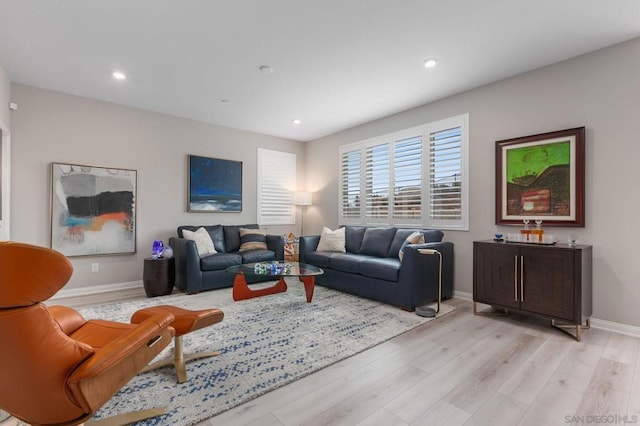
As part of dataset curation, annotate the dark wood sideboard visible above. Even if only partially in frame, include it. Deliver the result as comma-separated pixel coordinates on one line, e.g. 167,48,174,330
473,240,592,341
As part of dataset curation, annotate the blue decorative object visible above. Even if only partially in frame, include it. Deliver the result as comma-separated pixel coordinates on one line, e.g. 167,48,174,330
253,261,292,275
152,240,164,259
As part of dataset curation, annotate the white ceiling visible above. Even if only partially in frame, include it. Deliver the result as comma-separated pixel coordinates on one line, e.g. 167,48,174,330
1,1,639,142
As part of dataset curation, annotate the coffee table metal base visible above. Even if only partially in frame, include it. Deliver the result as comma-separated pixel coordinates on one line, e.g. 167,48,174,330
232,274,315,303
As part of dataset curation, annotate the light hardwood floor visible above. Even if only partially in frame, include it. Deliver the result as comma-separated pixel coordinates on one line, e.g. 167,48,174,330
198,299,639,426
58,293,640,426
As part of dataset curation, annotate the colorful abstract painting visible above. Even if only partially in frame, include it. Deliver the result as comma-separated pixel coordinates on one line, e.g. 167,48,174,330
495,127,585,227
188,155,242,212
51,163,137,256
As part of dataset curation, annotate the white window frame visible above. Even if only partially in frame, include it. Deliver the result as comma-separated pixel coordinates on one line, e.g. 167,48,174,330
338,113,469,230
257,148,296,225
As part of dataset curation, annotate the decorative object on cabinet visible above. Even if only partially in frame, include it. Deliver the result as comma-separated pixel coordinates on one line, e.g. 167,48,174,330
50,162,137,256
188,154,242,212
473,240,592,341
495,127,585,227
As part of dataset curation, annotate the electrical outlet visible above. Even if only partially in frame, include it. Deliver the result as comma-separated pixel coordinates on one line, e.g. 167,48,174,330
91,263,99,272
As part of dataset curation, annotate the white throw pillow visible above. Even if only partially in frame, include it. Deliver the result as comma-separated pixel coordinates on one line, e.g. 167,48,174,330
316,227,346,252
183,227,217,256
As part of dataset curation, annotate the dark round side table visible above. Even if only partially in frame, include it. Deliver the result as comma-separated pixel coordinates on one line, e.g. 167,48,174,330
143,257,175,297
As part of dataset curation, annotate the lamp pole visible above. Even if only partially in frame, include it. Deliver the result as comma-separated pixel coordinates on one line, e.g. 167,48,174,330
415,248,442,317
294,191,312,236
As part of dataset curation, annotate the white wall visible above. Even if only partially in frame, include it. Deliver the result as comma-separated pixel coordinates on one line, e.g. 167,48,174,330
10,84,304,289
306,37,640,326
0,62,10,241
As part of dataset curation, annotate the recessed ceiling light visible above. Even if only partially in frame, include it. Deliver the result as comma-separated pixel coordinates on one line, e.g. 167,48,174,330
423,58,438,68
292,119,301,125
258,65,274,73
112,71,126,80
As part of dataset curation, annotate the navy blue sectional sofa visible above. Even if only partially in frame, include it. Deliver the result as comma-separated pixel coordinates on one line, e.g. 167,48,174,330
299,226,453,311
169,224,285,294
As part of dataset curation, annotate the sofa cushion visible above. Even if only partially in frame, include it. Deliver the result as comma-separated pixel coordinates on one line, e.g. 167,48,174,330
224,224,259,252
182,227,217,256
200,252,242,271
239,228,267,251
359,227,396,258
398,231,425,261
344,226,367,254
304,251,339,268
329,253,366,274
316,227,346,252
423,230,444,243
207,225,225,252
239,249,276,264
359,257,401,282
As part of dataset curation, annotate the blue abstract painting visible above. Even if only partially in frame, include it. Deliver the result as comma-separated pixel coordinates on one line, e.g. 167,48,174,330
188,155,242,212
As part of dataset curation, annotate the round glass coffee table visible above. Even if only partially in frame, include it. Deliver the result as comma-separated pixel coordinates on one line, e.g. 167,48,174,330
226,262,324,303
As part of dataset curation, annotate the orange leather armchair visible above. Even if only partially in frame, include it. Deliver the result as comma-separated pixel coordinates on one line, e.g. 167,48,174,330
0,242,175,426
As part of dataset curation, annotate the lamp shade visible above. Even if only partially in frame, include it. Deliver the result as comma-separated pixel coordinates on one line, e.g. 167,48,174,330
294,191,312,206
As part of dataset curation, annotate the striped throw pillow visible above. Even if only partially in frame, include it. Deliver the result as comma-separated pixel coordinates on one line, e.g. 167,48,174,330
239,228,268,252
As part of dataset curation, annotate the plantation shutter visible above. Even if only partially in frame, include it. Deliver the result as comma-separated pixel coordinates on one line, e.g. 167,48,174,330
257,148,296,225
337,113,468,229
429,126,463,220
340,149,361,219
393,135,422,220
365,143,390,218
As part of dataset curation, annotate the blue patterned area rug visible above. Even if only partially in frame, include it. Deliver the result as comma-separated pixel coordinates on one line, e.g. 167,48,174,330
80,282,455,425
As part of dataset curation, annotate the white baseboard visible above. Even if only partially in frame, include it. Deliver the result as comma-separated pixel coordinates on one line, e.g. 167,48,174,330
589,318,640,338
453,290,640,338
453,290,473,301
51,280,144,300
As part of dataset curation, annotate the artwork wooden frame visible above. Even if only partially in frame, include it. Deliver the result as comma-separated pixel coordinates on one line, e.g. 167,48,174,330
188,154,243,212
50,163,137,256
495,127,585,227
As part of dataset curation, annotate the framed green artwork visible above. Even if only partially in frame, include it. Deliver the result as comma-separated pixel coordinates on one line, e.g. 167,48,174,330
495,127,585,227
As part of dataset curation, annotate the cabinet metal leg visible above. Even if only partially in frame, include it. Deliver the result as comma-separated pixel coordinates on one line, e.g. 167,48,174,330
473,301,508,316
551,318,590,342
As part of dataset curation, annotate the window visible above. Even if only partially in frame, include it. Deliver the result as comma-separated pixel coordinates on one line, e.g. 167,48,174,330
338,114,468,230
257,148,296,225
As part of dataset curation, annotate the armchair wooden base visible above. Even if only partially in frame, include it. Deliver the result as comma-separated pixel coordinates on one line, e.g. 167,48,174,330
141,335,220,383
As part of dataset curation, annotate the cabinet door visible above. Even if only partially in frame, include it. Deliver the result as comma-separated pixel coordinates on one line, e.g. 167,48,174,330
520,247,575,321
474,243,520,309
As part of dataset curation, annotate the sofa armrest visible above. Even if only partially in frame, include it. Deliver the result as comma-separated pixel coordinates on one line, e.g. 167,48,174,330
266,234,285,260
169,237,203,294
298,235,320,263
399,241,454,306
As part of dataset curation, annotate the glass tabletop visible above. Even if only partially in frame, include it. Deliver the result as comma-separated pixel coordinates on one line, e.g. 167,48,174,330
226,261,324,277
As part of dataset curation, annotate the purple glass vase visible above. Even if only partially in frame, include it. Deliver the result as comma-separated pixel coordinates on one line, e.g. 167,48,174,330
152,240,164,259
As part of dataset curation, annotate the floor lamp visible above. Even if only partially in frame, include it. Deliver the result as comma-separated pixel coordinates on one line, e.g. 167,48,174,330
294,191,312,236
415,248,442,318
